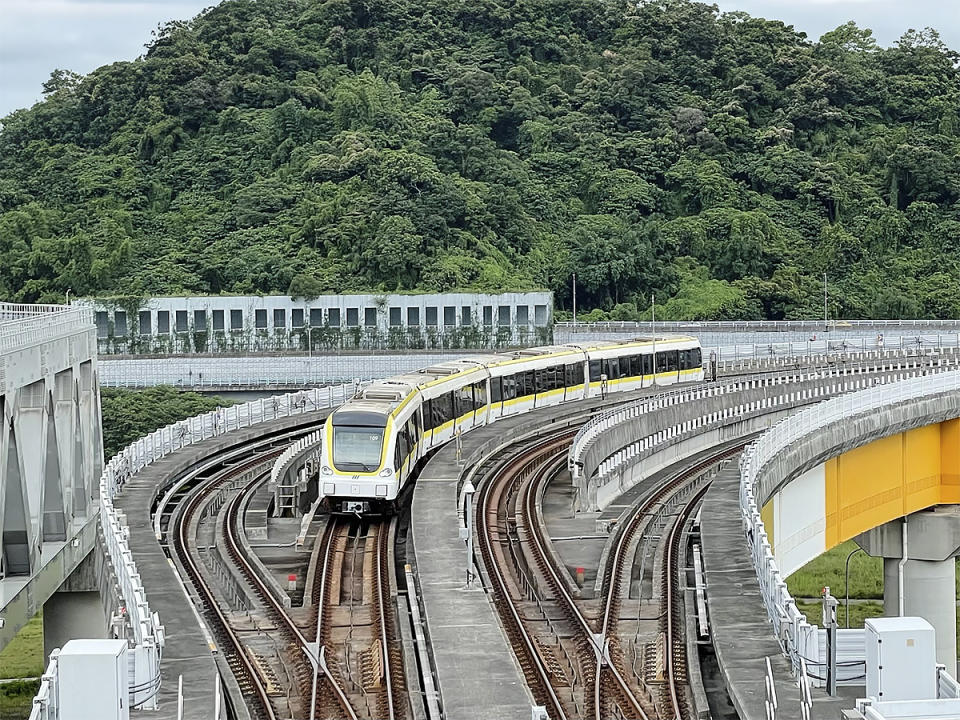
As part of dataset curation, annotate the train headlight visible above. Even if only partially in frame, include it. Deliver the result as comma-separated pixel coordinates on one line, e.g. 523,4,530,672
378,467,393,477
375,485,388,497
320,466,333,476
323,483,336,494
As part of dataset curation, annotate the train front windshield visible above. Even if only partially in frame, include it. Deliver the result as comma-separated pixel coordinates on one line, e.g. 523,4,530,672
332,426,385,472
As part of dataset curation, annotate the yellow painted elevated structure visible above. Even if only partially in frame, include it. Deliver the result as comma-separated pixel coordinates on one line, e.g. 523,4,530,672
763,418,960,576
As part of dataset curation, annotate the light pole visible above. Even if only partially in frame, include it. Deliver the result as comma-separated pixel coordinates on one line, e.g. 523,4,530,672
462,481,476,586
823,272,828,333
844,546,864,628
65,288,72,306
572,273,577,327
307,304,312,358
651,293,657,387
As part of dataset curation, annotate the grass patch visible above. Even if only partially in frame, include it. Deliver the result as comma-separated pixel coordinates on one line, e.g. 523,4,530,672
787,541,884,599
0,614,43,680
0,681,40,719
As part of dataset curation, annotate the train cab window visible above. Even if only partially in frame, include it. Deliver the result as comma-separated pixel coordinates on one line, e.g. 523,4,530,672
332,426,385,472
589,360,602,382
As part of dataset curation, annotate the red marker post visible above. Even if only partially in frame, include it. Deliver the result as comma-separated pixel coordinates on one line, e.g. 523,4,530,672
288,574,298,592
576,567,584,588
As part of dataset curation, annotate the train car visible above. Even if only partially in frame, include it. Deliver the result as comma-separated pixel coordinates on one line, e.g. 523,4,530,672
318,335,702,513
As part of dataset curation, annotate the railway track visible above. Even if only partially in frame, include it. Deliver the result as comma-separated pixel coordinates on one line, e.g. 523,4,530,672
309,516,406,720
164,431,391,720
475,429,744,720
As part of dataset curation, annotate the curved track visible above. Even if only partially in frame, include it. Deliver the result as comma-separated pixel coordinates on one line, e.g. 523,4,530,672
475,428,746,720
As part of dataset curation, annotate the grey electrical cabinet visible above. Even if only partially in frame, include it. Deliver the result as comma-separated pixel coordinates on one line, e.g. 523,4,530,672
58,639,129,720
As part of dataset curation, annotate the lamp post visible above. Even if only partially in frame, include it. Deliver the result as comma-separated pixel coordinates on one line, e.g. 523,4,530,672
824,272,828,332
463,481,476,586
651,293,657,387
572,273,577,327
844,546,864,628
307,304,313,358
65,288,72,306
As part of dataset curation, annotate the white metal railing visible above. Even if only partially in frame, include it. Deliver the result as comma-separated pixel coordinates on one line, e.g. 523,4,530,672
271,428,325,515
79,382,362,716
557,320,960,332
739,370,960,682
707,334,960,362
570,348,959,480
28,651,60,720
591,360,957,494
0,304,93,355
97,354,463,388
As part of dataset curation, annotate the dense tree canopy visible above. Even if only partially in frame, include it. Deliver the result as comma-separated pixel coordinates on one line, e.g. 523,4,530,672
100,386,234,457
2,0,960,320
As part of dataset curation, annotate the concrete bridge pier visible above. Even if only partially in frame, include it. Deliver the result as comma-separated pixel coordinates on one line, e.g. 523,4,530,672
42,550,111,660
855,506,960,671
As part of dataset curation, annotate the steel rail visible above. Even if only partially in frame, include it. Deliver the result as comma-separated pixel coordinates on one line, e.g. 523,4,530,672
173,462,280,720
375,520,399,720
223,485,360,720
476,435,570,720
520,447,650,720
662,481,711,720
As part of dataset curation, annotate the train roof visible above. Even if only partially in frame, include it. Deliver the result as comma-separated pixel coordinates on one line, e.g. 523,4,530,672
342,334,699,417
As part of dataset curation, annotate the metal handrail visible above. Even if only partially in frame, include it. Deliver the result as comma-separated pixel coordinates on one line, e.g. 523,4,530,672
0,304,93,355
739,369,960,682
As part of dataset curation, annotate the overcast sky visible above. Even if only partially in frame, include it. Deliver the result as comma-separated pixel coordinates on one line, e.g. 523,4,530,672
1,0,959,119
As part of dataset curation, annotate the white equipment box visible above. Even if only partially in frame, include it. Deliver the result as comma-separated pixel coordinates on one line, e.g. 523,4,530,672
865,617,936,702
58,639,129,720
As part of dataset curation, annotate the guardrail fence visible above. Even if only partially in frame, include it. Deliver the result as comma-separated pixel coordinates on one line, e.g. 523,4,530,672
739,370,960,686
31,382,364,718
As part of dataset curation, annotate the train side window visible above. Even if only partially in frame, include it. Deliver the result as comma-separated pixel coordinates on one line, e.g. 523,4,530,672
522,370,535,396
643,353,654,375
628,355,641,377
589,359,601,382
573,362,585,384
454,386,471,417
395,443,403,471
692,347,702,367
473,382,486,408
491,377,503,403
502,375,516,401
658,350,678,372
443,392,456,424
603,358,620,380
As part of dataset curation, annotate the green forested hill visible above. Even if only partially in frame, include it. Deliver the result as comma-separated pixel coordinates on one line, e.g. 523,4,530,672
2,0,960,320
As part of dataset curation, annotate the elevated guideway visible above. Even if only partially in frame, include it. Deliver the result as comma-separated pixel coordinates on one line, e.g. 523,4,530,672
0,303,105,657
97,332,960,391
567,349,960,718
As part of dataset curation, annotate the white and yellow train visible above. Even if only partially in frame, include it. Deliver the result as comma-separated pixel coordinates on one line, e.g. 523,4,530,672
319,336,703,513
